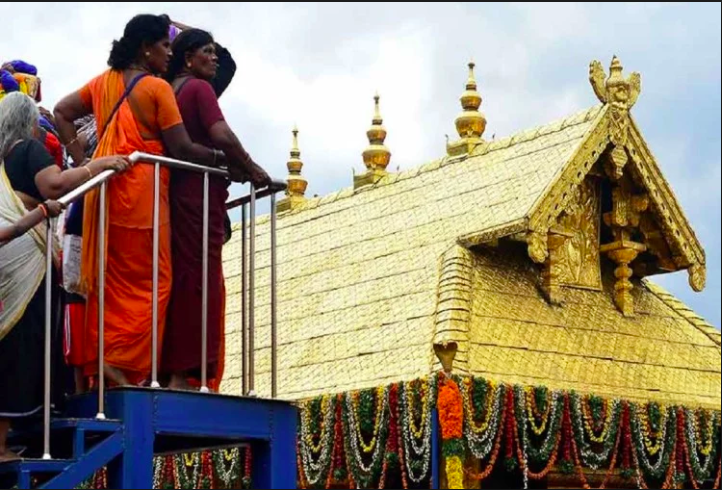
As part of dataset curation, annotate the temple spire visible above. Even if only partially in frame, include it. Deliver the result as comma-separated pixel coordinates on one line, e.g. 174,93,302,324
355,92,392,189
277,125,308,212
447,61,487,156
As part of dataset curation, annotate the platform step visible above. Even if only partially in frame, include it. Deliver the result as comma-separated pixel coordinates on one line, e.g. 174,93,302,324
48,418,122,432
9,418,122,439
0,458,73,475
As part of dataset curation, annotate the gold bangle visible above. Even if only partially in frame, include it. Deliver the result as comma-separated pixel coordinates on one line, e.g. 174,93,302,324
83,166,94,180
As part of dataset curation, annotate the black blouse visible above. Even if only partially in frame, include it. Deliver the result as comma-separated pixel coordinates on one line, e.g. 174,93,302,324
3,139,54,201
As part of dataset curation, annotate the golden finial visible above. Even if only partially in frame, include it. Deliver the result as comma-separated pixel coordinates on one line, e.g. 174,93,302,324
447,61,487,156
455,61,487,139
356,92,391,189
277,125,307,212
589,55,641,110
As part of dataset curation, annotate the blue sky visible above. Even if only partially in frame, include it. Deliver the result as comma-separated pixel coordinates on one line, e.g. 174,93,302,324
4,2,720,325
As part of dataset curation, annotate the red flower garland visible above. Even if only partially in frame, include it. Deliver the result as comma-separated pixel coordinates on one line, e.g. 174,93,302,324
298,449,308,489
379,384,400,490
621,403,633,477
505,389,516,464
396,383,409,490
244,446,253,488
325,402,338,489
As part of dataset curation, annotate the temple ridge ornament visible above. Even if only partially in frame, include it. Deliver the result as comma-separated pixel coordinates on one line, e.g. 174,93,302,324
590,56,641,181
589,55,641,111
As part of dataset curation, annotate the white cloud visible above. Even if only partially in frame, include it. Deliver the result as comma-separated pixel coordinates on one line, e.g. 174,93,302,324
2,2,720,325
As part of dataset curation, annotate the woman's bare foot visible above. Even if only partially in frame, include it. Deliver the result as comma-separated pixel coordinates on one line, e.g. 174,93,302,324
168,374,194,391
0,449,21,463
103,364,130,387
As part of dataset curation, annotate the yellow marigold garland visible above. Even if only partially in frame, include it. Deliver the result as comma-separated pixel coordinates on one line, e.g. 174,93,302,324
463,377,495,434
407,378,429,440
526,386,552,436
446,456,464,489
581,395,612,444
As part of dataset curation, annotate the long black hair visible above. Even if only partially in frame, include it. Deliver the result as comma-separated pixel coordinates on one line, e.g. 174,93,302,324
165,28,215,82
108,14,171,70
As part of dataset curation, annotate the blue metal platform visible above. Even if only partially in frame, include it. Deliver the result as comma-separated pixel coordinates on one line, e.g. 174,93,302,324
2,388,297,489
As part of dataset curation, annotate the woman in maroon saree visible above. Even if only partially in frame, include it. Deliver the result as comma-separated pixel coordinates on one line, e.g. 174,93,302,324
163,27,270,390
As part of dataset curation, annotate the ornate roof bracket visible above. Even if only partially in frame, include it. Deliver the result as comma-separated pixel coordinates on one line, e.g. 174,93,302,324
539,228,574,305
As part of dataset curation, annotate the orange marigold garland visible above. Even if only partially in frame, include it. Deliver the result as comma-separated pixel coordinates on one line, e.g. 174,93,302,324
438,374,464,489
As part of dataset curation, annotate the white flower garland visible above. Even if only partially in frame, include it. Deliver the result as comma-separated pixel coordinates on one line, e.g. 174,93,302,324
399,374,437,483
685,409,718,483
571,394,621,470
631,404,675,478
462,381,504,460
514,385,530,490
215,448,240,488
300,395,336,486
345,386,390,479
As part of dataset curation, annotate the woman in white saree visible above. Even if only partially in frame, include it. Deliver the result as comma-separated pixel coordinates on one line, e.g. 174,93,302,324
0,92,129,462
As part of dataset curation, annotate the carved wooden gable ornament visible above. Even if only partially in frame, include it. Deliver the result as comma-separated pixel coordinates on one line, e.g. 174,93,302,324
524,56,706,316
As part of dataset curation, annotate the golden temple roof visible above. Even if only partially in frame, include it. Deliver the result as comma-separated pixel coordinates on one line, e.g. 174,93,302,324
221,59,719,409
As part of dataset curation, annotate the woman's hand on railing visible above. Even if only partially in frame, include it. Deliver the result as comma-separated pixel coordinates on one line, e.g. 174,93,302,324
43,200,65,218
228,165,250,184
228,160,271,189
249,163,272,189
88,155,133,175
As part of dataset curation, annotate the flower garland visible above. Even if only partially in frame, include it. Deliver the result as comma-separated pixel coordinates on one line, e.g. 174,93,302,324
570,393,622,470
75,468,108,489
581,395,612,444
324,394,348,489
461,377,505,461
684,408,719,484
379,384,401,490
438,374,464,490
173,452,201,489
630,402,677,481
299,394,335,487
399,374,436,484
296,374,720,490
344,385,390,487
150,448,252,490
516,387,563,465
212,448,240,488
639,402,667,456
526,386,552,436
513,385,561,483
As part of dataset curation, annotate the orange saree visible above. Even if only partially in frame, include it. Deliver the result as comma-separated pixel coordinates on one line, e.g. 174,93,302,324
78,70,182,384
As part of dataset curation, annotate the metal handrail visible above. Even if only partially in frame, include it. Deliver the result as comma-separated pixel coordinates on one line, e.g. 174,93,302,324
7,151,285,460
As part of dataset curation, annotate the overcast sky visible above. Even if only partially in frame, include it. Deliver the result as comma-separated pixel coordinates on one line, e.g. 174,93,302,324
3,2,720,326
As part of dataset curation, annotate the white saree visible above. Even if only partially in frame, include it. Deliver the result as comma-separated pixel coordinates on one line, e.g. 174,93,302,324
0,163,55,341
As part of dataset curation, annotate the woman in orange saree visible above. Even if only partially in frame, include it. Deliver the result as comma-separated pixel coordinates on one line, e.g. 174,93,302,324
54,14,224,386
